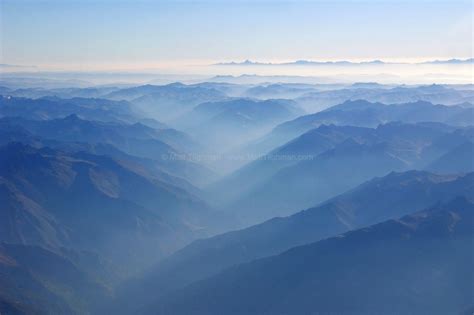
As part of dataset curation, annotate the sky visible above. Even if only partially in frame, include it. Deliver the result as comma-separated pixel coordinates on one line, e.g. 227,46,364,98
0,0,473,71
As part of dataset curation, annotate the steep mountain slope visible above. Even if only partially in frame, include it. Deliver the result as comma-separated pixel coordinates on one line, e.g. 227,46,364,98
420,126,474,163
426,141,474,173
0,115,200,154
0,143,225,271
0,243,111,315
151,197,474,315
0,121,204,198
210,122,451,205
119,171,473,312
236,139,396,219
223,121,471,222
208,125,374,204
52,141,205,198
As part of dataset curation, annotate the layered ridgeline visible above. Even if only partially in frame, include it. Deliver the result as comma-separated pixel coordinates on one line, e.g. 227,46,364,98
174,98,304,151
0,124,203,198
0,86,235,314
0,95,143,124
118,171,474,313
0,82,473,315
213,121,474,223
292,83,474,112
247,99,474,156
0,115,215,186
105,83,228,122
148,197,474,315
244,83,318,100
0,115,200,154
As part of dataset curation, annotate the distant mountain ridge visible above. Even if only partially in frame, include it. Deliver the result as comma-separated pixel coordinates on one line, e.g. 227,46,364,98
104,83,227,122
214,58,474,66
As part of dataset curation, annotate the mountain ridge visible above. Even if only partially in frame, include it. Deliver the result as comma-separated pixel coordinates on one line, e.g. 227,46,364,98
148,197,474,315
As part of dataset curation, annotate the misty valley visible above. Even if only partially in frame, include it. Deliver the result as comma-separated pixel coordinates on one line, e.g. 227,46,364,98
0,76,472,315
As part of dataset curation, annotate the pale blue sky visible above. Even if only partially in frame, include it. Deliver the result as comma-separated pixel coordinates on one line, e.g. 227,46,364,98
1,0,472,70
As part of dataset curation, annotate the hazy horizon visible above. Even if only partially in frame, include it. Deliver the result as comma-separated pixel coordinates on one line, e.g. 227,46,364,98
1,0,472,72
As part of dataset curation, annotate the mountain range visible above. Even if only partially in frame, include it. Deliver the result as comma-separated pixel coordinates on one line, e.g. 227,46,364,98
105,83,227,122
0,115,214,186
215,121,472,223
294,84,474,113
0,143,230,272
0,95,140,124
175,98,304,152
150,197,474,315
1,79,473,315
250,99,474,155
214,58,474,66
119,171,473,314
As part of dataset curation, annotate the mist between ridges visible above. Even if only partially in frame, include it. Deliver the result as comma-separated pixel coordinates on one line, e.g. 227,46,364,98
160,152,315,162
